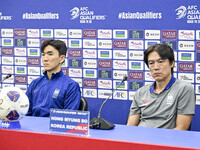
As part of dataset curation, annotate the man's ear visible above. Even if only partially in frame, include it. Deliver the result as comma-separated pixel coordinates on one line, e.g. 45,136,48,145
171,61,175,68
60,55,66,64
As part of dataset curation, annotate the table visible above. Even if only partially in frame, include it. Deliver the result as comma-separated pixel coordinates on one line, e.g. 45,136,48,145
0,116,200,150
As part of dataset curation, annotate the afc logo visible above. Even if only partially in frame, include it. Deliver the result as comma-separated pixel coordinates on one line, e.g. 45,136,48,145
114,92,126,99
84,89,97,98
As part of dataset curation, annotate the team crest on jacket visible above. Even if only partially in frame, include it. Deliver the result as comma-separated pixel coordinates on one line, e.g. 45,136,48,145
52,89,60,98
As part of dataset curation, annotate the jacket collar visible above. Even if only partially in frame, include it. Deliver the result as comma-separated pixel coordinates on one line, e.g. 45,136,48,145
43,70,64,80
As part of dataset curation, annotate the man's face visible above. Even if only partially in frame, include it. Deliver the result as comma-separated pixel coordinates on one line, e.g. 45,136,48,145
42,45,65,74
148,51,174,82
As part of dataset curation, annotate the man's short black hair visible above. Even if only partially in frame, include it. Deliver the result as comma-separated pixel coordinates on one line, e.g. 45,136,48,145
144,43,175,74
41,39,67,56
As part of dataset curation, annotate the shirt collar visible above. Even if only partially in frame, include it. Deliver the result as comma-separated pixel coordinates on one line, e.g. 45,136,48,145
149,76,176,92
43,70,63,79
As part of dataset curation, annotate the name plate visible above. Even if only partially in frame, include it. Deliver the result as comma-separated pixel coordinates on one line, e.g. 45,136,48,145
49,109,90,136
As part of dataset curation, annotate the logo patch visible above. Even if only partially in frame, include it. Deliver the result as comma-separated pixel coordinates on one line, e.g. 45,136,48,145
166,94,174,105
52,89,60,98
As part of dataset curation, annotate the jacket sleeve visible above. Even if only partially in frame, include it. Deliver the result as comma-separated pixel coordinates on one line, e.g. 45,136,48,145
64,81,81,110
25,81,34,116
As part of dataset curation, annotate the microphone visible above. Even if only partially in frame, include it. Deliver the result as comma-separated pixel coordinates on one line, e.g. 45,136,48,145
90,75,127,130
0,74,12,83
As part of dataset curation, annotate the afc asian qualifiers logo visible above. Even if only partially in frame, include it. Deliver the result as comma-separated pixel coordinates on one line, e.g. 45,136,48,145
70,7,79,20
70,7,106,23
175,6,187,19
175,5,200,24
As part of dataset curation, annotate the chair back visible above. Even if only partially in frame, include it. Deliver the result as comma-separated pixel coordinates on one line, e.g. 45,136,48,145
78,96,88,111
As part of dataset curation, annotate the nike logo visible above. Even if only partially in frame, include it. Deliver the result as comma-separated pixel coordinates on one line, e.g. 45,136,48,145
34,89,39,93
143,100,151,104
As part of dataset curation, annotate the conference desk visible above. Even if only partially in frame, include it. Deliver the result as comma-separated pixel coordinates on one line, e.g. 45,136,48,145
0,116,200,150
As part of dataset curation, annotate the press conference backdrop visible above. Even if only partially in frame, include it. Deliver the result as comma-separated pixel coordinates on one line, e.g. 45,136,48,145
0,0,200,129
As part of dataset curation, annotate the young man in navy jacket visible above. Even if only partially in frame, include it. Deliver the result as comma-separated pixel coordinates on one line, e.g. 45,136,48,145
26,39,81,117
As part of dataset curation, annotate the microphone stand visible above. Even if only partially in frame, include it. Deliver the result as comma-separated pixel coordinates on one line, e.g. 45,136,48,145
90,77,126,130
0,79,7,83
0,74,12,83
